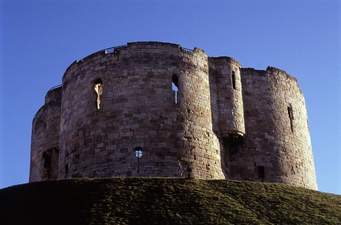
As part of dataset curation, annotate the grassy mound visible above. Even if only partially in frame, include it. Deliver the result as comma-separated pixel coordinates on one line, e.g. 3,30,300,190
0,178,340,225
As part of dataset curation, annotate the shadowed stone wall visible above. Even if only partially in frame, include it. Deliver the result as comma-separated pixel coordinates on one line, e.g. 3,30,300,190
30,87,61,182
233,67,317,189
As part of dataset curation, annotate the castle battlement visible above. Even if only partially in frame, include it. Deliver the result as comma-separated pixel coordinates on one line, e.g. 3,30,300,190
30,41,317,190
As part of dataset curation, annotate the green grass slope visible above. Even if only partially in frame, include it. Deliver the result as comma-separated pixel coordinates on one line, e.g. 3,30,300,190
0,178,340,225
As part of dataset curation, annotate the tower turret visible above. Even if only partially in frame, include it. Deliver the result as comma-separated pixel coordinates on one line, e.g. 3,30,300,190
208,57,246,176
30,86,61,181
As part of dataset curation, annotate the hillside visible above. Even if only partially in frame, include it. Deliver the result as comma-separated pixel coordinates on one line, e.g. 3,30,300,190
0,178,340,225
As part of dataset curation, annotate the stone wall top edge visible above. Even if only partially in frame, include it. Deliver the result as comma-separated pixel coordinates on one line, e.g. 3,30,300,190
241,66,303,94
32,101,60,124
32,105,46,124
62,41,206,81
45,85,62,105
127,41,181,48
241,67,266,75
266,66,298,82
46,85,62,96
32,85,62,124
127,41,206,55
209,56,240,66
72,41,201,64
241,66,298,81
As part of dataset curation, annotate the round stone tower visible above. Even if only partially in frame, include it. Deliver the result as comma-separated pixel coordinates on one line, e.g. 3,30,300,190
30,41,317,190
30,86,61,182
230,67,317,189
58,42,225,179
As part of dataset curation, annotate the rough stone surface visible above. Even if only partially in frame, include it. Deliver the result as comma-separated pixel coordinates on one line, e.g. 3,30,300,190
30,87,61,181
29,41,317,190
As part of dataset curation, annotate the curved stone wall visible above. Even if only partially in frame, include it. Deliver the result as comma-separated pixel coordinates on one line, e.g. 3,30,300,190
209,57,245,137
59,42,224,179
209,57,246,177
30,87,61,181
177,49,224,179
265,67,317,189
231,67,317,189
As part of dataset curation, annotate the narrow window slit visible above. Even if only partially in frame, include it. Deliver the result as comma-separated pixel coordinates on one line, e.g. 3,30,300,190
94,79,103,110
134,147,144,174
232,71,236,90
287,104,294,132
65,164,69,177
42,151,51,179
172,74,179,104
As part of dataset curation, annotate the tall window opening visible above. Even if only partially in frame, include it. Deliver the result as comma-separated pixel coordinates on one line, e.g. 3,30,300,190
257,166,265,181
222,133,244,156
65,164,69,177
172,74,179,104
231,71,236,90
42,148,59,180
94,79,103,110
42,151,51,179
287,104,294,132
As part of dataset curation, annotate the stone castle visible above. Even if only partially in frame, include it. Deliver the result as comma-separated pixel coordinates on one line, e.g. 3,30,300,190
30,41,317,190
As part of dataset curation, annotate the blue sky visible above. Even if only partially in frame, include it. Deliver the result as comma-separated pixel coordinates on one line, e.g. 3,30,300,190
1,0,340,194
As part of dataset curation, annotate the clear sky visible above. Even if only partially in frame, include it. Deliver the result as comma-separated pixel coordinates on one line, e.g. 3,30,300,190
0,0,340,194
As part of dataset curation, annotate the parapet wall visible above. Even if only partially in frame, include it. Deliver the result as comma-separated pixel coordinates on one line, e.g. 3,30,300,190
30,41,317,190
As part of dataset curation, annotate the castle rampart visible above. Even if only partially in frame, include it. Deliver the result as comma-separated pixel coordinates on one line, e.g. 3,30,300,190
30,41,317,190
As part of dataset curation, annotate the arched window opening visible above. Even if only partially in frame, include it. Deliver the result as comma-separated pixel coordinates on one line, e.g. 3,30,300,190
287,104,294,132
231,71,236,90
172,74,179,104
94,79,103,110
134,147,144,174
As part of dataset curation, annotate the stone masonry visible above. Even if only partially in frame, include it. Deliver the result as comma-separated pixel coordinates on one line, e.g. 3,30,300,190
30,41,317,190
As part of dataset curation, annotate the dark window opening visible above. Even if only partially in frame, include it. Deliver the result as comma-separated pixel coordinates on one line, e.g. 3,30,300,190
232,71,236,90
42,152,51,178
257,166,265,181
222,133,244,156
287,104,294,132
134,147,144,174
65,164,69,177
94,79,103,110
42,148,59,180
172,74,179,104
